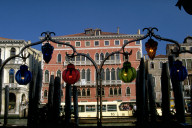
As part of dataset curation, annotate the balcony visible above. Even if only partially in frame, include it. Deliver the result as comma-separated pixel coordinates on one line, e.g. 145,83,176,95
63,80,122,87
3,83,28,89
63,59,121,66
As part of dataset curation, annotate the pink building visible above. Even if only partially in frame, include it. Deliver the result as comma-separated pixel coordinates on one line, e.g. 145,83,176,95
41,28,143,104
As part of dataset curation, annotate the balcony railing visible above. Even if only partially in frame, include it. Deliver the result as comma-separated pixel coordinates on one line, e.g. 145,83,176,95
62,80,122,87
64,59,121,66
3,83,28,89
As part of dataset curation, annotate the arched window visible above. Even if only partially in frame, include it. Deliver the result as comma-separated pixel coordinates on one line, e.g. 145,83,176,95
95,53,99,61
111,68,115,80
109,88,113,95
9,93,16,110
82,89,86,96
106,68,110,80
9,69,14,83
87,88,90,96
87,69,90,81
86,53,90,61
61,90,63,97
57,54,61,63
10,48,16,62
101,68,105,80
116,68,120,80
111,54,114,60
102,87,105,95
100,53,104,61
116,53,120,60
82,69,85,79
105,52,109,60
76,56,80,61
57,70,61,78
118,87,121,95
114,88,117,95
126,87,131,96
77,89,81,96
0,48,1,59
44,90,48,98
81,56,85,61
150,62,154,69
136,51,141,60
45,70,49,83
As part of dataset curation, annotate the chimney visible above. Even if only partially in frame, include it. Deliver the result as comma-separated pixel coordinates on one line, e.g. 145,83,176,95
137,29,140,34
117,27,119,34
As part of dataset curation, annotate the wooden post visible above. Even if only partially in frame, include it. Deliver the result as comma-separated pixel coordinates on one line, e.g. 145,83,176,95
73,86,79,127
65,83,71,127
136,58,145,125
147,74,157,122
4,85,9,126
53,77,61,122
168,55,185,123
161,63,170,121
48,75,54,121
0,59,3,119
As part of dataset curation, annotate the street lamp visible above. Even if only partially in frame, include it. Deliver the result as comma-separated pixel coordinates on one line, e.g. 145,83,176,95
41,42,54,63
145,38,158,60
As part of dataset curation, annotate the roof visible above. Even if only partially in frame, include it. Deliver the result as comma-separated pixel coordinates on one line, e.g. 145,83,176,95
0,37,14,40
55,32,126,38
155,54,168,58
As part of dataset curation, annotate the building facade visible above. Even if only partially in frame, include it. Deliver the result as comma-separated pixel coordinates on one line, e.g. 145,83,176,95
41,28,143,106
0,37,41,117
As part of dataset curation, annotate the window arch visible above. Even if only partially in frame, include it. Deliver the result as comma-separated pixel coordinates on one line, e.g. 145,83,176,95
111,68,115,80
82,69,85,79
150,62,154,69
126,87,131,96
105,52,109,59
114,88,117,95
116,53,120,60
87,88,90,96
109,88,113,95
44,90,48,98
101,68,105,80
10,48,16,62
116,68,120,80
136,51,141,60
77,89,81,96
87,69,90,81
45,70,49,83
57,70,61,78
102,87,105,95
82,89,86,96
9,68,15,83
57,54,61,63
106,68,110,80
100,53,104,61
118,87,121,95
95,53,99,61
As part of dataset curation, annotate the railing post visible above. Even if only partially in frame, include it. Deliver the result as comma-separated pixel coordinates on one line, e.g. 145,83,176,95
48,75,54,121
147,74,157,122
136,58,145,125
168,55,185,123
161,63,170,122
65,83,71,127
53,77,61,123
4,85,9,126
73,85,79,127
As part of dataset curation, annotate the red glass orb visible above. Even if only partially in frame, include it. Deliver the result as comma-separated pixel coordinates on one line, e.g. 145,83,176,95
145,39,158,60
62,64,80,84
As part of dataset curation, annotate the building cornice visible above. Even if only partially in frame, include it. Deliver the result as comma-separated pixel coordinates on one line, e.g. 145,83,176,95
40,34,144,41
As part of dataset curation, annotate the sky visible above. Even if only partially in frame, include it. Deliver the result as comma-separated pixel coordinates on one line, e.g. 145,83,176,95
0,0,192,55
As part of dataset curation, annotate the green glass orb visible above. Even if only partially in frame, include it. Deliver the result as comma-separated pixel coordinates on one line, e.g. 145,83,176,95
119,61,136,83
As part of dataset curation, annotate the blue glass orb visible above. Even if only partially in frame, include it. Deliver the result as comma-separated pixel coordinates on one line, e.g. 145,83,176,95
170,60,188,81
41,43,54,63
15,65,32,85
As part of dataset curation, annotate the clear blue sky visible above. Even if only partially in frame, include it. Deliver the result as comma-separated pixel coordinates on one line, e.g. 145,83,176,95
0,0,192,55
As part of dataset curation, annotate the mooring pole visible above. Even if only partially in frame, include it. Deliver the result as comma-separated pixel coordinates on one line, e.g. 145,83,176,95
4,85,9,126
